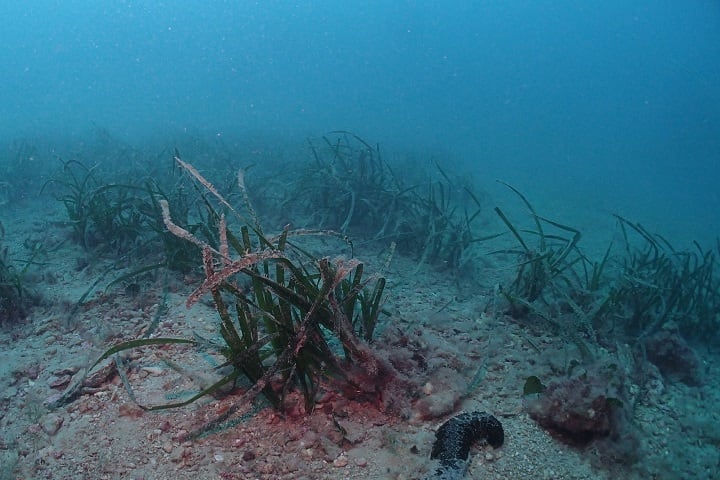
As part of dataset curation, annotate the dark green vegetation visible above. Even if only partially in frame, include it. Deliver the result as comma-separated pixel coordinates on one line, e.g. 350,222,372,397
8,131,713,449
0,222,29,324
494,182,719,423
39,155,217,324
610,215,720,342
283,131,494,272
40,158,194,259
157,152,390,414
495,189,718,465
39,133,496,432
494,185,720,350
39,132,492,329
41,159,149,253
496,182,719,339
51,152,392,430
493,181,583,315
0,222,47,326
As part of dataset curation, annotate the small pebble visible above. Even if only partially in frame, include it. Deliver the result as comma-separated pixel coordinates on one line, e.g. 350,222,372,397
41,414,65,436
118,403,144,419
140,366,164,376
421,382,434,395
47,374,71,389
333,454,348,468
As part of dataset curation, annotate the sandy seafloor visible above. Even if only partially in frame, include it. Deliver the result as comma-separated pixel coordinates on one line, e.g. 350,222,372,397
0,169,719,480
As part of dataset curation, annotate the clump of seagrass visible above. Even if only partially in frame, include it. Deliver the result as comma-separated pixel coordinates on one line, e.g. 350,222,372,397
41,159,157,254
297,131,403,236
54,151,393,427
606,216,720,343
492,182,597,361
0,222,36,326
292,132,493,273
161,152,393,413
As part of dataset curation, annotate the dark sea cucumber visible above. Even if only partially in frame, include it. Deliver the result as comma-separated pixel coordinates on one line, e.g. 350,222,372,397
428,411,504,479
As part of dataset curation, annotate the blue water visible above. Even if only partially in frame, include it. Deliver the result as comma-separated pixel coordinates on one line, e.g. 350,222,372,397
1,0,718,245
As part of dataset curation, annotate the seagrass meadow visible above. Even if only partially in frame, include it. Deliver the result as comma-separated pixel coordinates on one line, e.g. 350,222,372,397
2,1,719,477
0,132,718,479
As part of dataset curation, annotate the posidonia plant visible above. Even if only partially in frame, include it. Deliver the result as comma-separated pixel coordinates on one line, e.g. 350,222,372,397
291,132,494,273
54,151,392,426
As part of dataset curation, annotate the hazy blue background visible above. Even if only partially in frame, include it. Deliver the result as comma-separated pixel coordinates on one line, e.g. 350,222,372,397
1,0,719,245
